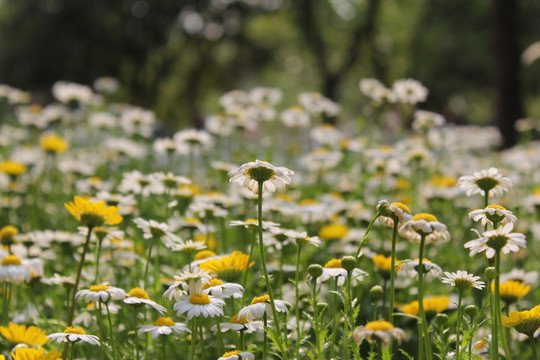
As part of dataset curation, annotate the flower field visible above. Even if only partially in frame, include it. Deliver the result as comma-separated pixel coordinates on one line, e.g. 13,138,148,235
0,79,539,360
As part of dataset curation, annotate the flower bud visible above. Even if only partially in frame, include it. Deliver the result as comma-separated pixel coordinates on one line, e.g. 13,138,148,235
434,313,448,326
307,264,323,279
484,267,496,280
341,256,357,272
369,285,384,303
464,304,478,319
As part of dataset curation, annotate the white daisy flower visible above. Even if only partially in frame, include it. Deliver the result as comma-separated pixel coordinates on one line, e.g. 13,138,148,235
237,295,291,321
376,200,413,228
173,292,225,319
412,110,445,132
316,258,368,286
138,317,190,339
228,160,294,195
353,320,406,347
218,350,255,360
457,167,512,197
392,78,428,105
123,288,167,314
75,284,127,303
163,269,212,301
0,254,30,284
202,278,244,299
398,213,450,244
464,223,526,259
468,205,517,226
212,314,265,334
47,327,100,345
399,258,443,280
441,270,485,291
171,239,207,254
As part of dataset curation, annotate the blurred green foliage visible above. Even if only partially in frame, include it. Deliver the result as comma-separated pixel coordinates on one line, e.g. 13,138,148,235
0,0,539,130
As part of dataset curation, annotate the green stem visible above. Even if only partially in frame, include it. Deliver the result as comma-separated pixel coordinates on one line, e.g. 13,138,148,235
242,231,257,290
312,280,323,360
495,251,512,359
134,308,140,360
98,300,104,360
143,237,156,289
331,279,339,360
190,318,197,360
456,289,463,360
530,336,538,360
215,317,225,354
344,273,352,360
199,321,205,359
263,314,268,360
354,213,380,258
256,181,288,360
389,219,399,325
295,244,303,359
417,235,433,360
162,336,167,359
94,236,104,284
63,225,93,360
106,303,119,360
67,225,94,325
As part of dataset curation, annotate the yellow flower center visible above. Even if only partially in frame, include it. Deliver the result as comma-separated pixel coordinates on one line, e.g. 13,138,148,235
245,165,276,182
391,202,411,214
127,287,150,299
203,278,224,289
412,213,438,222
1,255,21,265
251,295,270,305
318,224,348,241
245,219,259,224
534,187,540,196
153,317,175,326
300,199,318,206
189,293,211,305
40,134,68,153
185,217,201,225
89,285,109,292
486,204,506,210
194,250,216,261
230,314,249,324
365,320,394,332
430,175,457,187
63,327,85,335
325,258,342,268
222,350,242,357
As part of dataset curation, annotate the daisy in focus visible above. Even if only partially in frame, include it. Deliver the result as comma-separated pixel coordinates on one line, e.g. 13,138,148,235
464,223,526,258
441,270,485,290
75,284,127,303
123,287,167,314
228,159,294,194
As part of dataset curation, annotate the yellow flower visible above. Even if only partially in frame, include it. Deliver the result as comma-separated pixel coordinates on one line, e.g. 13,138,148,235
372,254,402,279
401,296,450,319
0,160,27,177
200,251,254,282
493,280,530,304
40,134,68,154
429,175,458,188
0,322,49,347
502,304,540,337
0,225,18,245
11,348,62,360
64,196,122,227
318,224,348,241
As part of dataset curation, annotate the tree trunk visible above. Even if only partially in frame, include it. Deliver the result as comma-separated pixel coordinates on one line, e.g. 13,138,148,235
494,0,523,149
